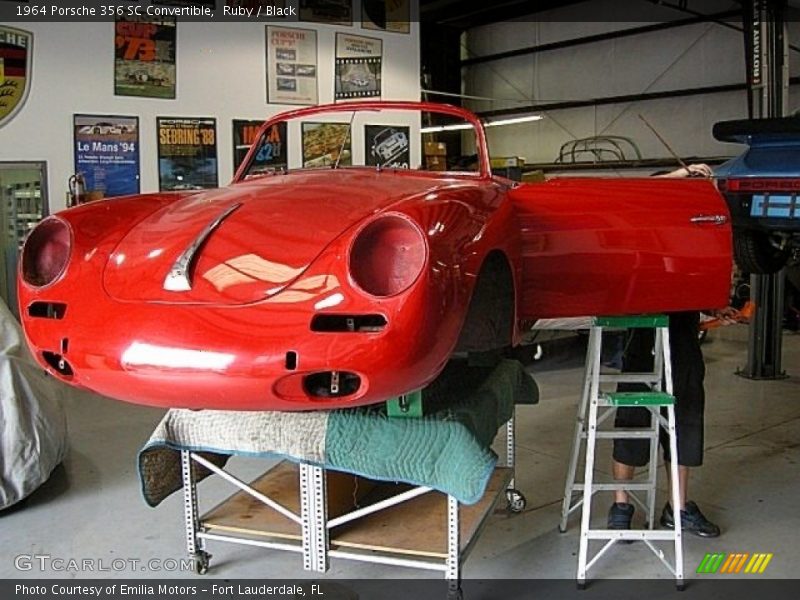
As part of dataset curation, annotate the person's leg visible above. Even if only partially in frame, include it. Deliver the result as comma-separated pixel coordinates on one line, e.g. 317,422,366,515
663,463,689,509
610,407,650,529
613,461,636,504
659,312,719,537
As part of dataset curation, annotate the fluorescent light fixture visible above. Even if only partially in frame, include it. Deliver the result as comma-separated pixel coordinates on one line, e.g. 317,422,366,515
487,115,545,127
420,123,473,133
420,114,543,134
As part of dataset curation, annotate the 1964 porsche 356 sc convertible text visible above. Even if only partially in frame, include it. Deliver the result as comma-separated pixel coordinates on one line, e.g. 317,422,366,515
18,101,733,411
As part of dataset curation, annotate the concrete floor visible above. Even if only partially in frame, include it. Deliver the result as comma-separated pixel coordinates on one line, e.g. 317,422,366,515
1,325,799,584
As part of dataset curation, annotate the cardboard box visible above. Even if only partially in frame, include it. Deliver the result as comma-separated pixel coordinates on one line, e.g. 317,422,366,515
424,141,447,157
425,155,447,171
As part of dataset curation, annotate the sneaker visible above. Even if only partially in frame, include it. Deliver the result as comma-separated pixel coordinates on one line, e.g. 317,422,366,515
607,502,634,529
660,501,721,538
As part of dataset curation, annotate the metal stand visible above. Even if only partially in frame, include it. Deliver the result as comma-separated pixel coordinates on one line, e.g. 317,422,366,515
740,272,787,379
559,316,683,589
178,411,525,599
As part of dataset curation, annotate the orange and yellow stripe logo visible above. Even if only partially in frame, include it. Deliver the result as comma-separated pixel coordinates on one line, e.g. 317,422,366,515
697,552,773,574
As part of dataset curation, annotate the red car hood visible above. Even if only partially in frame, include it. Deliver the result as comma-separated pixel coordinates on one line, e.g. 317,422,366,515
103,170,444,304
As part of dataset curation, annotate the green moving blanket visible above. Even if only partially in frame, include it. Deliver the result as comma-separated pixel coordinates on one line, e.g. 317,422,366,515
138,359,538,506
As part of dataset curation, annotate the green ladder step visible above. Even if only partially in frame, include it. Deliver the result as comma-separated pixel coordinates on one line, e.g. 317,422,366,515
604,391,675,406
593,314,668,328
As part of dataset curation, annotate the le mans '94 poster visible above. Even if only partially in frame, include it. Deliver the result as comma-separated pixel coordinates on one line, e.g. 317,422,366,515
157,117,218,191
115,17,176,99
233,119,288,173
74,114,140,198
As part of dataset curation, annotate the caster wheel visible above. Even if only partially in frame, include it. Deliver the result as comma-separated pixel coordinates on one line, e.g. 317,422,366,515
558,525,567,534
676,582,686,592
505,489,526,513
576,581,587,591
192,551,210,575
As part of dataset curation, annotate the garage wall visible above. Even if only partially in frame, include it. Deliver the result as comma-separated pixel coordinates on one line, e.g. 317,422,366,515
462,0,800,165
0,17,421,211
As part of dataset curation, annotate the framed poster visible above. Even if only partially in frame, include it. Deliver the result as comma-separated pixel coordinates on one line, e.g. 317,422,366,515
233,119,288,173
73,114,140,198
365,125,409,168
0,26,33,128
157,117,218,191
335,33,382,100
114,17,176,99
302,122,351,168
299,0,352,25
266,26,318,106
362,0,410,34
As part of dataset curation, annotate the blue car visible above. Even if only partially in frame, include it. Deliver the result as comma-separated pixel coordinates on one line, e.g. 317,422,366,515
714,117,800,273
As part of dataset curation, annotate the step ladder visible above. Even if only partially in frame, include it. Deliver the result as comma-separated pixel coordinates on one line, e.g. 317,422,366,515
558,315,684,589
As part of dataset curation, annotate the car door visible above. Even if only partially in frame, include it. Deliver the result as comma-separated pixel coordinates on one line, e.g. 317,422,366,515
509,177,732,319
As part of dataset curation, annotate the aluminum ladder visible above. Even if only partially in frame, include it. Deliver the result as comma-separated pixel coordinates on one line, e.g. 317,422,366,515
558,315,684,589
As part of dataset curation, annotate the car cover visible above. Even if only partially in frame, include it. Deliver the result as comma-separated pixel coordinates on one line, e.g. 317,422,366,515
0,299,67,510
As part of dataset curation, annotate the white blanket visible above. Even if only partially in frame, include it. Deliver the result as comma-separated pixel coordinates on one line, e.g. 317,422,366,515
0,300,68,509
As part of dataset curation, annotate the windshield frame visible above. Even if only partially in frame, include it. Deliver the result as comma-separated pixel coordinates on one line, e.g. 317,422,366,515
232,100,491,183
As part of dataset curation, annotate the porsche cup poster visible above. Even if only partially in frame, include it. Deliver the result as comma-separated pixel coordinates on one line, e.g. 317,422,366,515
299,0,352,25
362,0,411,34
365,125,409,168
157,117,218,191
266,26,318,105
0,26,32,128
74,114,140,198
302,122,351,168
233,119,288,173
335,33,382,100
114,17,176,99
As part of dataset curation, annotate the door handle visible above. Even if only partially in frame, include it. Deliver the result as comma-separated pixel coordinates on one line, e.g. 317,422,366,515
690,214,728,226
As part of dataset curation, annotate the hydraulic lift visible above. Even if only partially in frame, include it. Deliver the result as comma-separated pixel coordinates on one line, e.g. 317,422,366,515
739,0,790,379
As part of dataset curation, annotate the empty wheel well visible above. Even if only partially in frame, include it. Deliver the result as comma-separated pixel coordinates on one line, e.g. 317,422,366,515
454,251,515,353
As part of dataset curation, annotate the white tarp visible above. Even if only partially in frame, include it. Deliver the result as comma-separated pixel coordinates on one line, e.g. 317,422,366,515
0,299,67,510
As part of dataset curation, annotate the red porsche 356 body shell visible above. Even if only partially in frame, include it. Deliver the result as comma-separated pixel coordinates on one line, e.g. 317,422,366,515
17,102,732,410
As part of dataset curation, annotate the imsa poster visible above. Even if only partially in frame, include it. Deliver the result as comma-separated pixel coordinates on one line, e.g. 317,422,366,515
74,114,140,198
114,17,176,99
266,26,318,105
157,117,218,191
233,119,288,173
335,33,382,100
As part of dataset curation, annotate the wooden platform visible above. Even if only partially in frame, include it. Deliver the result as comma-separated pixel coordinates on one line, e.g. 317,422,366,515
201,462,513,559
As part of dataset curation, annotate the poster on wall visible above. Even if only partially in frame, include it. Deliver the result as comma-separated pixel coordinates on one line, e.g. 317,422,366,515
302,122,351,168
364,125,409,168
299,0,352,25
266,26,318,105
0,26,33,128
362,0,411,34
335,33,382,100
73,114,140,198
157,117,218,191
114,17,176,99
233,119,288,173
